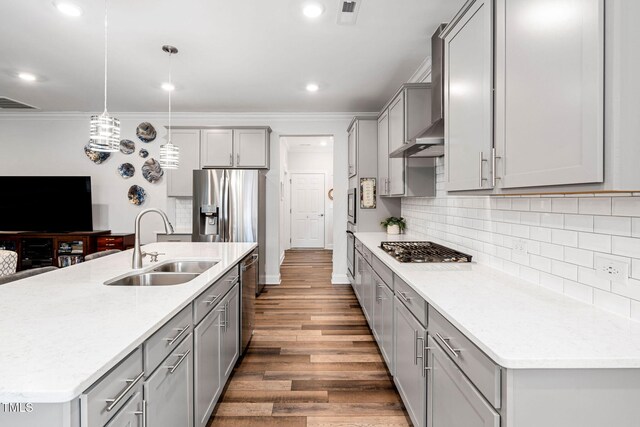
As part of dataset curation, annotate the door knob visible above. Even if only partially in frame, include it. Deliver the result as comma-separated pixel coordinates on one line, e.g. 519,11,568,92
319,214,324,217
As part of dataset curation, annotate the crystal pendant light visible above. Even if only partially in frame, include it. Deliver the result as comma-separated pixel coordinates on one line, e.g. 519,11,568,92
89,0,120,152
159,45,180,169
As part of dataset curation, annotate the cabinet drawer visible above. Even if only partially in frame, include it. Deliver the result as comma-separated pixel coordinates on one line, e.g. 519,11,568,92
429,309,501,408
144,305,193,376
394,276,427,327
362,246,373,264
81,347,143,427
371,255,393,291
355,239,363,254
193,266,239,325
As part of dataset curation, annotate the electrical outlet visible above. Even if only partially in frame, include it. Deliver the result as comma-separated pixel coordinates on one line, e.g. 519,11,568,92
595,256,629,284
513,239,528,255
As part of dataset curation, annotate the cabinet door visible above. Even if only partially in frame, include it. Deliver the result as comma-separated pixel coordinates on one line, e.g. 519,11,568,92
372,275,384,345
444,0,494,191
348,124,357,177
380,284,394,373
145,334,194,427
221,284,240,381
496,0,604,188
201,129,234,168
354,252,364,303
104,390,144,427
428,336,500,427
166,129,200,197
377,112,390,196
388,92,406,196
194,306,223,427
394,297,426,427
235,129,268,168
360,262,372,324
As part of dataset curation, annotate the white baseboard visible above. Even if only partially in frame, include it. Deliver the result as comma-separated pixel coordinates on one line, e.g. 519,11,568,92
331,274,350,285
264,275,281,285
324,244,334,250
280,251,285,265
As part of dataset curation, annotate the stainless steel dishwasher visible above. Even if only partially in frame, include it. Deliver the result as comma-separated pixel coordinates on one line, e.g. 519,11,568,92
240,251,258,353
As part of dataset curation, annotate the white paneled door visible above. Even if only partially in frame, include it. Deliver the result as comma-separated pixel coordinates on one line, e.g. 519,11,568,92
290,173,325,248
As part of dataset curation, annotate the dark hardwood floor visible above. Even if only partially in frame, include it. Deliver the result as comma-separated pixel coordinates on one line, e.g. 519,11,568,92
208,249,411,426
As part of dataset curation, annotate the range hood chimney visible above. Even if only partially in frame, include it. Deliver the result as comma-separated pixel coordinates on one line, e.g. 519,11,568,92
389,23,446,158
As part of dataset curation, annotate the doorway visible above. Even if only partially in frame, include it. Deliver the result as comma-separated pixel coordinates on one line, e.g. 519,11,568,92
291,173,325,248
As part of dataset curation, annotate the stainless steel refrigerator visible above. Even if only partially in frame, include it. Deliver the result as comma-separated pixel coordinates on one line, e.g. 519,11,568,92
192,169,266,296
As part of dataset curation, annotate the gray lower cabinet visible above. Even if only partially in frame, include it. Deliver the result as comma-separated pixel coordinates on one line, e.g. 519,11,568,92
221,283,240,381
361,261,374,325
194,304,223,427
427,335,500,427
354,251,364,304
104,390,144,427
393,296,427,427
144,334,194,427
372,273,394,373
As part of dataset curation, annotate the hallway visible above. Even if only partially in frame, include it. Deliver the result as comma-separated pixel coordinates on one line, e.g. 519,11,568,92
208,249,411,426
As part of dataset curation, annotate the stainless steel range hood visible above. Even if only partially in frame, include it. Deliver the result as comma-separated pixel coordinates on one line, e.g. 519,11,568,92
389,24,446,158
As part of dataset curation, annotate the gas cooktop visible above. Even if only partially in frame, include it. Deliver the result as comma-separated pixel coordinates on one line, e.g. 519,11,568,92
380,241,473,263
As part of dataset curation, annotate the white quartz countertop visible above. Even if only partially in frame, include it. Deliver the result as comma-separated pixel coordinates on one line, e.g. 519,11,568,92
0,242,256,403
355,232,640,370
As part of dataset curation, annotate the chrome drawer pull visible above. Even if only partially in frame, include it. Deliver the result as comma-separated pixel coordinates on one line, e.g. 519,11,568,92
415,333,424,364
164,326,189,346
105,371,144,412
203,294,221,305
167,349,191,374
219,305,227,329
226,275,240,283
398,291,412,303
436,332,461,358
133,400,147,427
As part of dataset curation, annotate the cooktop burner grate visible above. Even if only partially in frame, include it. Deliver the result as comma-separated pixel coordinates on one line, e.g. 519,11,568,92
380,241,473,263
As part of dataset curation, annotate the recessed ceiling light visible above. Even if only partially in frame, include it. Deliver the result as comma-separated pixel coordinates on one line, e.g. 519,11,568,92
320,141,328,146
18,72,37,82
161,82,175,92
306,83,319,92
53,1,83,17
303,3,324,18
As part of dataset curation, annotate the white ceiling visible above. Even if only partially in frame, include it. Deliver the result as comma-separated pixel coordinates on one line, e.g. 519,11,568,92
0,0,464,113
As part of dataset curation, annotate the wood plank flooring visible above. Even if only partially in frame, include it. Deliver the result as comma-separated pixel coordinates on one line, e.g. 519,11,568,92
208,249,411,426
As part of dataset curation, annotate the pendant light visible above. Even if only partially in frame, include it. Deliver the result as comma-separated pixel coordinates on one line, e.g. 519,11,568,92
159,45,180,169
89,0,120,152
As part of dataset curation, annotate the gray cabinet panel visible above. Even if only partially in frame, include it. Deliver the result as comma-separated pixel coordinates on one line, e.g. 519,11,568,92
444,0,494,191
235,129,268,168
104,391,144,427
372,273,384,345
194,304,223,427
166,130,201,197
377,112,389,196
144,334,194,427
144,305,192,377
393,297,426,427
379,281,394,374
361,261,374,325
428,336,499,427
201,129,234,168
348,123,357,177
221,284,240,381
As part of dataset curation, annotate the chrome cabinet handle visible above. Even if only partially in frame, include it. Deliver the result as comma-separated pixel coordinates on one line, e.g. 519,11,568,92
436,332,461,358
398,291,412,303
225,301,229,331
423,345,433,376
236,153,240,165
164,325,189,346
242,254,259,271
415,332,424,365
492,148,501,188
167,349,191,374
203,294,221,305
229,153,233,166
479,152,488,187
220,305,227,329
105,371,144,412
226,275,240,283
133,400,147,427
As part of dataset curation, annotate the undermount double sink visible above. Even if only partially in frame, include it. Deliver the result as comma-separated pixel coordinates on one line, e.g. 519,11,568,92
105,260,218,286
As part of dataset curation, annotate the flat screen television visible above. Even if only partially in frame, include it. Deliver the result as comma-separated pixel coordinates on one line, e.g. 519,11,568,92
0,176,93,232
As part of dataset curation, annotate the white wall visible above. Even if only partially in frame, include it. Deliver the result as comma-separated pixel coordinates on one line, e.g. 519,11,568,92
0,112,352,285
286,150,334,250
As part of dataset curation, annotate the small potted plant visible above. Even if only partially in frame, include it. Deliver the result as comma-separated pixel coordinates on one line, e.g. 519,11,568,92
381,217,406,235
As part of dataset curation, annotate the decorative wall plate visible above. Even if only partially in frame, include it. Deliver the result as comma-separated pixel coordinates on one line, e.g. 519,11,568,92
118,163,135,178
138,148,149,158
142,158,164,183
84,143,111,164
119,139,135,154
136,122,157,143
128,185,146,205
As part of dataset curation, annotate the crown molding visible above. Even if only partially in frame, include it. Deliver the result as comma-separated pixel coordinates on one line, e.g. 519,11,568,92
408,56,433,83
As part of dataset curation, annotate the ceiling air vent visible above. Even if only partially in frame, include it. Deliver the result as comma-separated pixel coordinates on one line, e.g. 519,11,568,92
337,0,362,25
0,97,38,110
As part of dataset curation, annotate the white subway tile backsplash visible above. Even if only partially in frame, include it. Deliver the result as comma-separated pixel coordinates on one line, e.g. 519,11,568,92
594,216,631,236
552,198,579,214
530,226,552,242
512,198,530,211
552,260,579,281
540,242,565,261
611,236,640,258
578,197,611,215
541,213,564,229
530,255,552,273
611,279,640,301
594,290,631,317
539,272,564,293
520,212,541,226
564,214,594,232
577,267,611,291
632,301,640,322
633,259,640,281
563,280,594,304
552,229,578,247
564,247,594,268
530,198,553,212
578,232,612,253
612,198,640,217
632,218,640,238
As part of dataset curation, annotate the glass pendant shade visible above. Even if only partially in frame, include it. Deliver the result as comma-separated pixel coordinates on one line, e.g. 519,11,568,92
89,113,120,152
159,142,179,169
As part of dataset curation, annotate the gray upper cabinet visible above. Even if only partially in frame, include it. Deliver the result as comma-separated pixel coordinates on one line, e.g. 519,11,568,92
201,129,234,168
166,129,201,197
194,304,223,427
235,128,269,168
388,93,406,196
443,0,494,192
494,0,604,189
348,122,357,177
144,334,194,427
428,335,500,427
377,111,390,196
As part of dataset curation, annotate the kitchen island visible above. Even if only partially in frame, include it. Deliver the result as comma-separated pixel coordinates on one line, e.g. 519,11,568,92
0,242,256,427
353,232,640,427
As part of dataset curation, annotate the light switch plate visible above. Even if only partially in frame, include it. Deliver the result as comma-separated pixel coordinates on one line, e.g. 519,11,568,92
595,255,629,284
